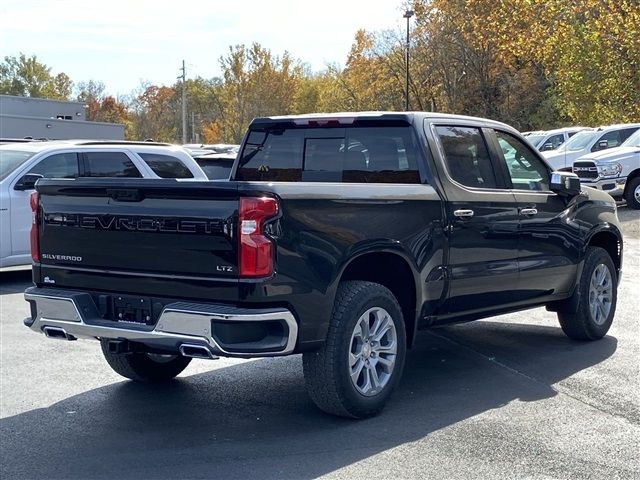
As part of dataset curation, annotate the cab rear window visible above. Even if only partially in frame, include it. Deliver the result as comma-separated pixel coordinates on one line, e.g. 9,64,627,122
236,126,422,184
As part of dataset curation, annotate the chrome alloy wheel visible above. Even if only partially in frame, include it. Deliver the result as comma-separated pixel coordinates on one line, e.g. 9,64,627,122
348,307,397,397
589,264,613,325
635,183,640,204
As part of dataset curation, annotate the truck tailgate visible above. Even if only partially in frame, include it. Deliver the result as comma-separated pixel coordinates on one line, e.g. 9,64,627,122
35,179,239,280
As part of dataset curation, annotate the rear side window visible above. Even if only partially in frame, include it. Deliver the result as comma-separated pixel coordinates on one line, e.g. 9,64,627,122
435,126,497,189
84,152,142,178
236,126,422,184
28,153,79,179
138,153,194,178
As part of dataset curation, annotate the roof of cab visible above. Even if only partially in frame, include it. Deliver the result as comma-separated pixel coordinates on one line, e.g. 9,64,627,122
252,111,515,131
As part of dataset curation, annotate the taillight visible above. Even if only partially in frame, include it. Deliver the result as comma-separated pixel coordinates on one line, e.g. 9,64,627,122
239,197,278,277
29,191,40,262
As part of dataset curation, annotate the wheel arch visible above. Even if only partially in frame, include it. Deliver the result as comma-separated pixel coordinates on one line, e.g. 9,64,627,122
337,249,420,348
586,226,623,279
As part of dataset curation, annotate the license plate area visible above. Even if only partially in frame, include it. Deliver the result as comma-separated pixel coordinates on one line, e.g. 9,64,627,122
112,295,153,325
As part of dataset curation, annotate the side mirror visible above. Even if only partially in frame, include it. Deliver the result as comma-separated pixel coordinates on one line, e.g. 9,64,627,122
540,142,554,152
597,140,608,150
550,172,581,197
14,173,44,191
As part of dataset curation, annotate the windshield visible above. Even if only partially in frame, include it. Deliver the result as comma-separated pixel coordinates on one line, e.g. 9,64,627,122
622,129,640,147
558,130,598,152
0,149,36,181
525,134,547,148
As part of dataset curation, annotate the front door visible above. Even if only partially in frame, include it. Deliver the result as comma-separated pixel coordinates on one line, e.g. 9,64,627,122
430,125,520,315
489,129,580,299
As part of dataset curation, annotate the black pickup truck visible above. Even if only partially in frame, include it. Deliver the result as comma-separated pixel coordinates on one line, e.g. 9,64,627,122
24,112,623,418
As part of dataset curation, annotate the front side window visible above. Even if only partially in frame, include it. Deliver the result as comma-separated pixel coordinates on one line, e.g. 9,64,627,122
28,153,79,179
560,130,597,151
494,130,549,191
138,153,194,179
545,134,565,150
435,126,497,189
592,130,623,151
84,152,142,178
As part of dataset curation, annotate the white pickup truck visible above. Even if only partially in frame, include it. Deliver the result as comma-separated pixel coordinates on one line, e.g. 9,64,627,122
572,129,640,209
0,140,207,269
543,123,640,171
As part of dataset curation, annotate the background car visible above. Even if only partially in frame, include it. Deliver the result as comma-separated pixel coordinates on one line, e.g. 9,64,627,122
573,129,640,208
524,127,588,152
0,140,208,269
542,123,640,170
182,143,239,157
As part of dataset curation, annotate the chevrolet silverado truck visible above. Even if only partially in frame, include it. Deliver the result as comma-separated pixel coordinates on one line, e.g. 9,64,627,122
24,112,623,418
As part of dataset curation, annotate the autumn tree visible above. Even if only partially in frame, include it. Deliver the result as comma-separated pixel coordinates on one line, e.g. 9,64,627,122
434,0,640,126
129,84,178,142
213,43,304,143
0,53,72,99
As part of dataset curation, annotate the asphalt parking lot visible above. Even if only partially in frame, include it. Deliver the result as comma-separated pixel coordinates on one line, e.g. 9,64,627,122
1,208,638,480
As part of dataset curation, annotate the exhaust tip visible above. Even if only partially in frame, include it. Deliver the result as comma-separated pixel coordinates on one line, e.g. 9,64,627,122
43,326,75,341
179,344,217,359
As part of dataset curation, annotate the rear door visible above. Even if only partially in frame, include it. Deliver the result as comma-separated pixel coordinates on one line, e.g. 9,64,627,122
428,123,520,315
488,128,580,298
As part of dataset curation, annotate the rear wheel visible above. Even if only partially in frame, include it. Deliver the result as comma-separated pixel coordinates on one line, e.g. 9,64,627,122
624,177,640,209
558,247,617,340
303,281,406,418
100,340,192,382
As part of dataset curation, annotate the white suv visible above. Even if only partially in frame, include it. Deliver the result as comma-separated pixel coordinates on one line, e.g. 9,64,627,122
0,140,207,269
573,129,640,209
542,123,640,171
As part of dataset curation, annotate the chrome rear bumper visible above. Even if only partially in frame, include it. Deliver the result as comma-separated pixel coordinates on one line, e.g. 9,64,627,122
24,287,298,358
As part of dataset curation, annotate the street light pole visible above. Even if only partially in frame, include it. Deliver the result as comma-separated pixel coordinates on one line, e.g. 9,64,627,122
403,9,414,111
179,60,187,144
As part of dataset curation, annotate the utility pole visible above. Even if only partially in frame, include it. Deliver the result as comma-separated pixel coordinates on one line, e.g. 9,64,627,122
179,60,187,144
403,10,414,111
191,111,195,143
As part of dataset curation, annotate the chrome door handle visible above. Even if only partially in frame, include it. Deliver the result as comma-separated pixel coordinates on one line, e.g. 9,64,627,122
453,209,474,218
520,208,538,216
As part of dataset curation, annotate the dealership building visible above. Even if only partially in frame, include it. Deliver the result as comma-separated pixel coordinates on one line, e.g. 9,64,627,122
0,94,124,140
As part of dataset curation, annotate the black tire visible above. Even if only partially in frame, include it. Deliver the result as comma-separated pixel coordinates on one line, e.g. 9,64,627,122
100,340,192,382
303,281,407,419
558,246,617,340
624,176,640,209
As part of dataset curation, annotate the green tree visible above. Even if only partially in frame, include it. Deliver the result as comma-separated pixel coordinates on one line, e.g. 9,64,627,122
214,43,304,142
0,53,72,99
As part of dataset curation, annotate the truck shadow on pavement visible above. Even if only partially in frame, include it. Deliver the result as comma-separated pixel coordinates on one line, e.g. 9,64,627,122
0,321,617,479
0,270,32,295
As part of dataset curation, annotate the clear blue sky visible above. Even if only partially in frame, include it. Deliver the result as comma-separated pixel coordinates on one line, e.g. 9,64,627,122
1,0,408,97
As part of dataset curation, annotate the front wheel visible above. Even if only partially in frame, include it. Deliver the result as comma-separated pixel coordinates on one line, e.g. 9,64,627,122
303,281,407,418
100,340,192,382
558,246,618,340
